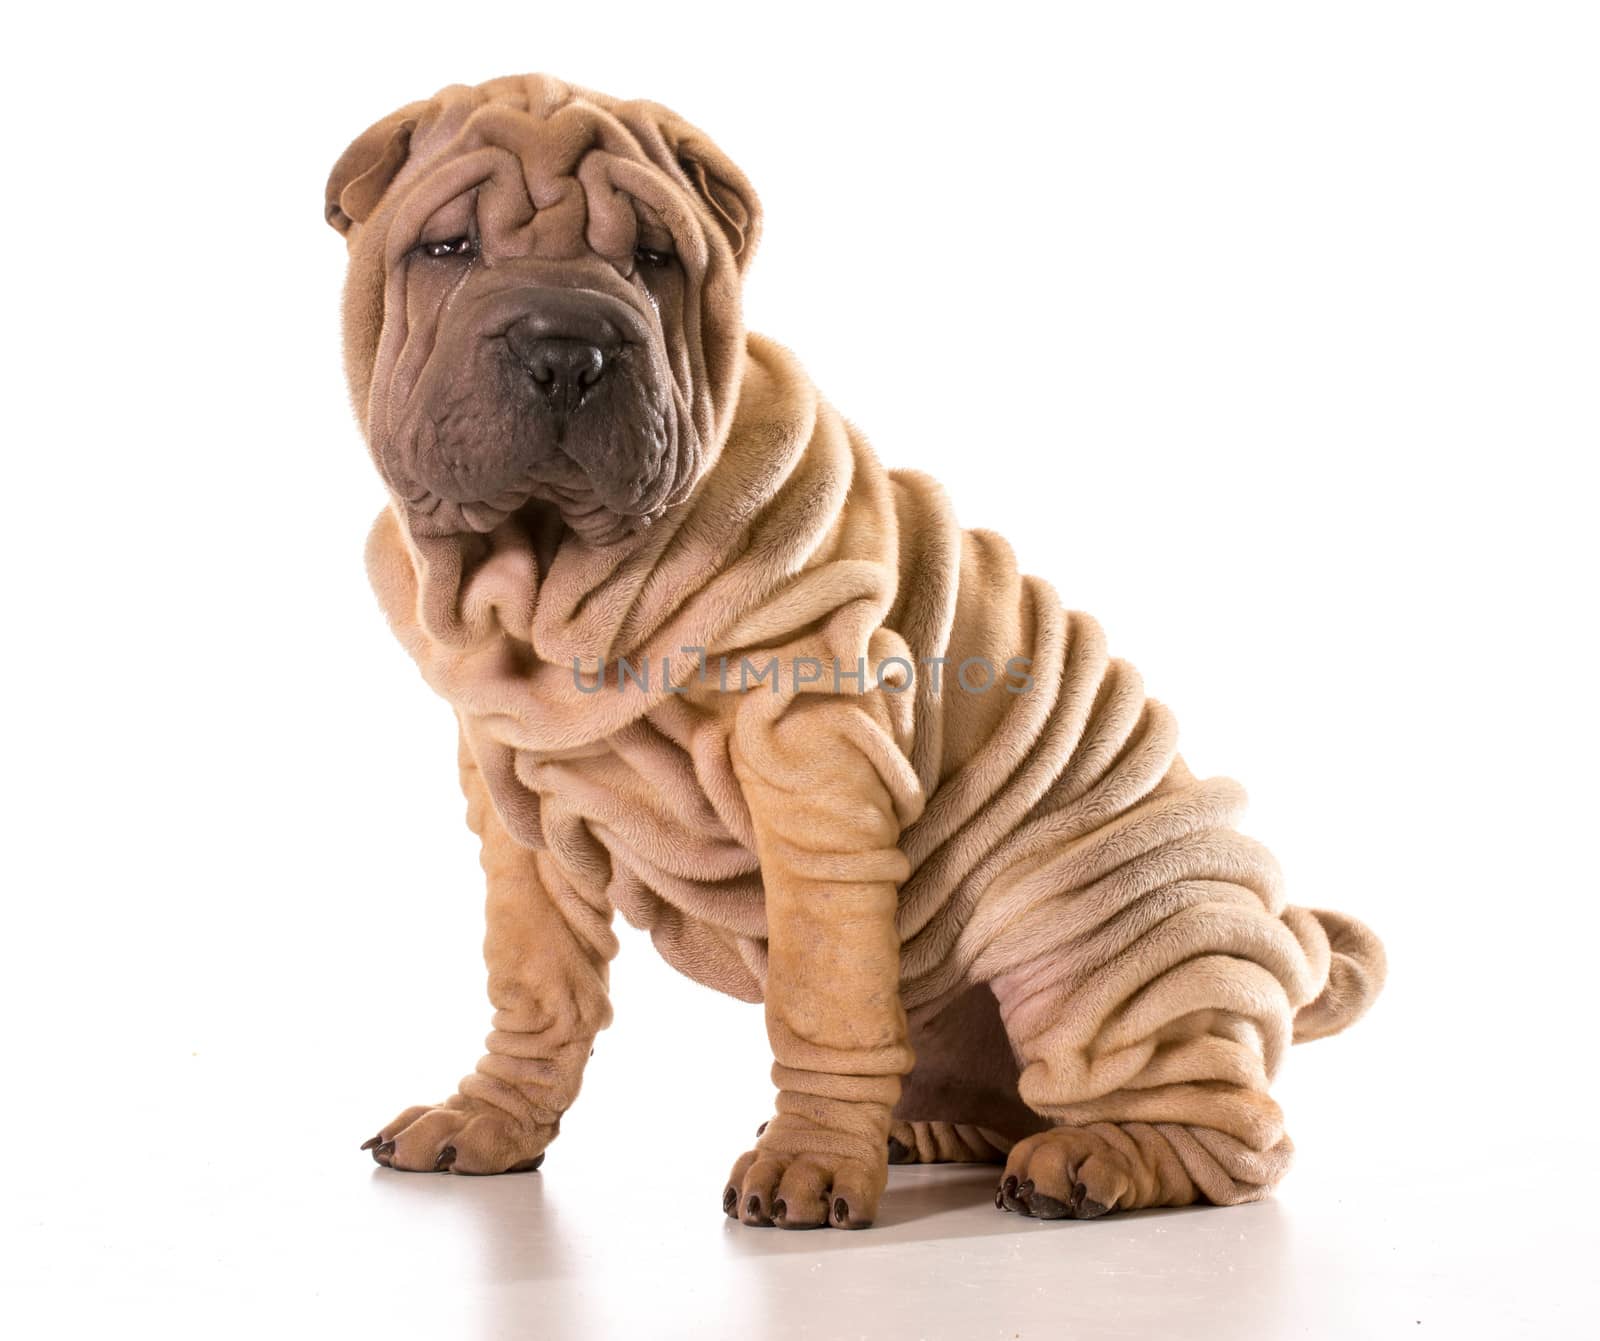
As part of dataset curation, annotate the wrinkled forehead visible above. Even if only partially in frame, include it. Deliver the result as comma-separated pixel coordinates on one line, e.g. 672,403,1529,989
380,84,708,270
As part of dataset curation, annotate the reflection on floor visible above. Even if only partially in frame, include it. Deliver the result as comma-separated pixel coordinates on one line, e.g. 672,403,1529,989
13,1144,1577,1340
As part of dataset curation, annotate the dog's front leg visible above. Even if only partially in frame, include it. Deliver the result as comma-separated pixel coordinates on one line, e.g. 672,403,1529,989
723,694,918,1229
364,732,614,1174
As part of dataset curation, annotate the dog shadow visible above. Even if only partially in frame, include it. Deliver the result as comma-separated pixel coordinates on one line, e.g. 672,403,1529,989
371,1160,1208,1277
367,1160,1298,1340
720,1164,1206,1252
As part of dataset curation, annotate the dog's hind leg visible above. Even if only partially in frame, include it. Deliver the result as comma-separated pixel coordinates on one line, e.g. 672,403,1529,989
942,627,1384,1217
987,895,1385,1216
979,782,1375,1217
887,1121,1013,1164
985,853,1340,1217
888,982,1048,1164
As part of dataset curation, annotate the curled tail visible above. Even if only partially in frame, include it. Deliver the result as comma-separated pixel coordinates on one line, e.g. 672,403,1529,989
1284,907,1388,1043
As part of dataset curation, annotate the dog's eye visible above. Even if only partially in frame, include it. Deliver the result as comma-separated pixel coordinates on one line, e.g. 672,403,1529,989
418,237,477,260
634,245,675,269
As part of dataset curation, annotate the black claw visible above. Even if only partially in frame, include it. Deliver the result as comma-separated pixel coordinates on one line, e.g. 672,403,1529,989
995,1187,1007,1209
745,1194,762,1220
1027,1190,1073,1219
1018,1178,1036,1205
360,1136,382,1151
772,1198,787,1223
887,1135,910,1163
831,1200,871,1230
999,1174,1025,1213
756,1120,769,1137
373,1140,396,1166
723,1186,739,1215
433,1145,457,1172
1076,1197,1111,1220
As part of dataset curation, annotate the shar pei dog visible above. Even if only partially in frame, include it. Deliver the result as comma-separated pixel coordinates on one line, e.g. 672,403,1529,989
325,73,1385,1229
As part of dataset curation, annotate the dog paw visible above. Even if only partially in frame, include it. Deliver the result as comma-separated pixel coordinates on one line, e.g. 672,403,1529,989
361,1095,552,1175
722,1125,886,1229
996,1126,1134,1220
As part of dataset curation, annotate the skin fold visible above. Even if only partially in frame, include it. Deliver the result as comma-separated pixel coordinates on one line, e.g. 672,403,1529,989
329,74,1386,1229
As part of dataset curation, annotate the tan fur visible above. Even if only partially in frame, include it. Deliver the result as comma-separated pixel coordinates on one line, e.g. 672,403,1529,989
333,74,1385,1227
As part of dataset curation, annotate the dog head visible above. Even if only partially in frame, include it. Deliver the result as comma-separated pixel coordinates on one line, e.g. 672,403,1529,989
326,74,761,546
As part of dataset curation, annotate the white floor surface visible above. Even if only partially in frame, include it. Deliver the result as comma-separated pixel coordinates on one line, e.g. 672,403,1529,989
5,1040,1586,1340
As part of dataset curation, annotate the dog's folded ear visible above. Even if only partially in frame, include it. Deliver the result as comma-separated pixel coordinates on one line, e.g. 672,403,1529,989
675,136,762,271
325,105,427,236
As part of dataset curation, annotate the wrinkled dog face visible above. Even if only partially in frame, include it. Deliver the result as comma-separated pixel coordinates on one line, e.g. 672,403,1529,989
327,76,761,546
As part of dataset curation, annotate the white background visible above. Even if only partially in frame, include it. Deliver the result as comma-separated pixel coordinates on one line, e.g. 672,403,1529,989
2,3,1596,1337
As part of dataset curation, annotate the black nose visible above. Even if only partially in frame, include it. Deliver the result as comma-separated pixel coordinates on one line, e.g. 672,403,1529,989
517,338,608,411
